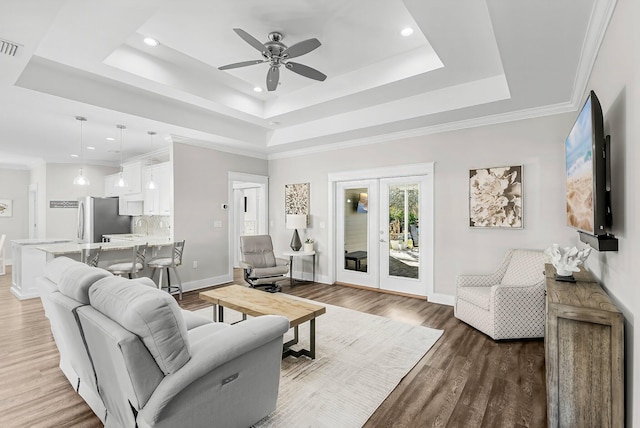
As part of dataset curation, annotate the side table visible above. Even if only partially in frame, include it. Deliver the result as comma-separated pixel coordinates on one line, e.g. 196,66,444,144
282,250,316,286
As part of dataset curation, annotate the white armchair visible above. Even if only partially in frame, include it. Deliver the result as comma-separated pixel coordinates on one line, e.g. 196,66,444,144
454,249,547,340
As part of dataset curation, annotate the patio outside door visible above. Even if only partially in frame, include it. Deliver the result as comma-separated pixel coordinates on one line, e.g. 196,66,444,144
335,174,432,297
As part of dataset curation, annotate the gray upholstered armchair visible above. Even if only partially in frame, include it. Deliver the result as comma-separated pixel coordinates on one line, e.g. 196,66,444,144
454,249,547,340
239,235,289,292
76,276,289,428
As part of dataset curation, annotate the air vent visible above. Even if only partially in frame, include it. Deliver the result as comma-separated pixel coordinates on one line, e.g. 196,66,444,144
0,38,20,57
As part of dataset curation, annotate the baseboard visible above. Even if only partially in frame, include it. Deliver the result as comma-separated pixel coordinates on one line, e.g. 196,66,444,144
427,293,455,306
181,274,234,293
10,285,40,300
334,282,428,300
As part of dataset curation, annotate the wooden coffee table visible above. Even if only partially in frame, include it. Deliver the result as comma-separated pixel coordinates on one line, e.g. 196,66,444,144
199,285,326,359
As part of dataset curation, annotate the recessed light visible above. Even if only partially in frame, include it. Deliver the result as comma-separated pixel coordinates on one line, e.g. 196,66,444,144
143,37,159,47
106,137,115,141
87,146,95,150
253,87,263,93
401,27,414,37
71,154,79,158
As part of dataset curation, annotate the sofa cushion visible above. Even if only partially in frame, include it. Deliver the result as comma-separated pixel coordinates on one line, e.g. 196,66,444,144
44,256,78,285
501,250,545,286
89,276,190,375
456,286,491,311
251,265,289,277
58,263,112,304
130,277,157,288
182,310,213,330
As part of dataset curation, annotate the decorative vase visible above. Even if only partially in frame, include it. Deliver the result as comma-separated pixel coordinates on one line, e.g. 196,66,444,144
544,244,591,280
304,242,314,252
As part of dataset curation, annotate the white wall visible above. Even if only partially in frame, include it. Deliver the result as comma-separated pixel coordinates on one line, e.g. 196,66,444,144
44,163,118,238
0,167,30,261
172,143,268,289
577,0,638,423
268,113,577,288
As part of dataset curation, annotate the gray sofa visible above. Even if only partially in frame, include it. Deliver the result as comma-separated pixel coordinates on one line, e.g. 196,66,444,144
37,257,289,427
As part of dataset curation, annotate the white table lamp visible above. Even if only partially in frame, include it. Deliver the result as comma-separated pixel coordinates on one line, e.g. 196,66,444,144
286,214,307,251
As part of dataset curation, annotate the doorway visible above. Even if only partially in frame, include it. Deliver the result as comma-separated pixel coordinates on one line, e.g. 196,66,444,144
228,173,269,271
330,164,434,298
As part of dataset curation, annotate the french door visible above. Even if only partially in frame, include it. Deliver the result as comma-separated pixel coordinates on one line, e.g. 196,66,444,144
335,174,432,297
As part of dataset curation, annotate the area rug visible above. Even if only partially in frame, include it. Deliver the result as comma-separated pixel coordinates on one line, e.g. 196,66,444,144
194,297,443,428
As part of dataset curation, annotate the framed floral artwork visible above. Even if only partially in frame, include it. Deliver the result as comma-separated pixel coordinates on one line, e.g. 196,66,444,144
285,183,310,216
469,166,522,228
0,199,12,217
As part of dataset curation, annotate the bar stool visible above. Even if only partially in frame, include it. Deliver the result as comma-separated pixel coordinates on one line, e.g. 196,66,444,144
148,240,185,299
82,246,102,267
106,243,148,278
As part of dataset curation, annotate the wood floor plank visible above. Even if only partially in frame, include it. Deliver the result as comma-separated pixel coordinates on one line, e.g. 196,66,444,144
0,268,547,427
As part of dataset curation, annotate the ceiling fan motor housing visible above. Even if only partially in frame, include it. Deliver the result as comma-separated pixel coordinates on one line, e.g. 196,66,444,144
265,32,286,61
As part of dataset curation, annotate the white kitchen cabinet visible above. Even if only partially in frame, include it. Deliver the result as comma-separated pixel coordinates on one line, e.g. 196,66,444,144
104,173,120,197
119,194,143,216
103,161,147,197
143,163,172,215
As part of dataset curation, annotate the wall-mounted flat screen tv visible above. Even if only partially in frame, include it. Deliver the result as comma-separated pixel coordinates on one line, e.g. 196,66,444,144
565,90,609,236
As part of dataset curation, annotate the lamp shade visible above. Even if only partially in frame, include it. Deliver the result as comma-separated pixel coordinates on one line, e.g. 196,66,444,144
286,214,307,229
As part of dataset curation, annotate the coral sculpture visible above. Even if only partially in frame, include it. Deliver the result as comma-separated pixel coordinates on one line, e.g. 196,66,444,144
544,244,592,277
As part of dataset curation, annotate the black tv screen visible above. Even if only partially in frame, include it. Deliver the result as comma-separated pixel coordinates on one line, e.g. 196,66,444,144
565,90,608,236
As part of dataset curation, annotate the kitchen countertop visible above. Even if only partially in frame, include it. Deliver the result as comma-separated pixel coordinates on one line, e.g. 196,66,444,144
37,237,172,256
12,238,75,245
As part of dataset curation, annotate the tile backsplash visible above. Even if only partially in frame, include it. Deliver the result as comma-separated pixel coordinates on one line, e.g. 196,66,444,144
132,215,171,237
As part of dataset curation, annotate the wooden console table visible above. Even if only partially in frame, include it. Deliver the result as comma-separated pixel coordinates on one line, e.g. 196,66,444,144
545,264,624,427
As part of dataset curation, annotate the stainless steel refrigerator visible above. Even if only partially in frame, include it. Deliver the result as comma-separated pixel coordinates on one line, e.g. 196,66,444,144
77,197,132,243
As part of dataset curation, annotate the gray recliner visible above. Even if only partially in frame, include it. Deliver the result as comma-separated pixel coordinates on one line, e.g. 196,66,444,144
76,276,289,428
240,235,290,292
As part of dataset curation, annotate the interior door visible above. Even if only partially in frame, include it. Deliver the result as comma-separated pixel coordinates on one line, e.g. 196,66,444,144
335,180,379,288
379,176,430,296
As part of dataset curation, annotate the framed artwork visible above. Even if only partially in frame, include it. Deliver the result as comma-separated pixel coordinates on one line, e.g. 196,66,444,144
0,199,12,217
285,183,310,216
469,165,522,228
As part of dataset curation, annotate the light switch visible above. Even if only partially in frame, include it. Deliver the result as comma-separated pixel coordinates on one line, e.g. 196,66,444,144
214,220,223,228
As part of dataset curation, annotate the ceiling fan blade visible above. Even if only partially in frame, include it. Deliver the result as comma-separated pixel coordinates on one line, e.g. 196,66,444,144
285,62,327,81
218,60,267,70
267,66,280,91
282,38,321,59
233,28,268,54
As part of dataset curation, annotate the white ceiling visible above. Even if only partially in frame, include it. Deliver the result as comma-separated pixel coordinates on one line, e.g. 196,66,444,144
0,0,616,168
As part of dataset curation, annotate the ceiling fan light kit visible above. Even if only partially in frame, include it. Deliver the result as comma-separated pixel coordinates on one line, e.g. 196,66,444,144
218,29,327,91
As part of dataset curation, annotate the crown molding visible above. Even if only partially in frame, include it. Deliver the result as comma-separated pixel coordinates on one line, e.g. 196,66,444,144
267,100,577,160
570,0,618,106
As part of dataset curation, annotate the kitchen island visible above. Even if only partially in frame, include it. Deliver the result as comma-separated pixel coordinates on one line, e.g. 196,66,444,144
11,238,75,300
10,236,172,301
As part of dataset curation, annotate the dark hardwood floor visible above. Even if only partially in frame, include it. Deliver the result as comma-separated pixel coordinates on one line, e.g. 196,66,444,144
0,268,547,427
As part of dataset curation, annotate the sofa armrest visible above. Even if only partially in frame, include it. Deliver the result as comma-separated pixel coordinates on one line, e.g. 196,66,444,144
139,315,289,425
275,257,290,267
490,281,546,338
239,261,253,270
456,273,500,288
491,281,545,308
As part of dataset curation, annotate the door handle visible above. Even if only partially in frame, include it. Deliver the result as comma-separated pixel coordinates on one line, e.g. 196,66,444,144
379,239,387,243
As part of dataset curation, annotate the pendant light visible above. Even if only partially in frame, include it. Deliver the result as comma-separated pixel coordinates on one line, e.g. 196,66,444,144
146,131,157,190
73,116,90,186
115,124,128,188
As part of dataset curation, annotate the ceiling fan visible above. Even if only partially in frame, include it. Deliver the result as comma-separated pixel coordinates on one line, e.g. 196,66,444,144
218,29,327,91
